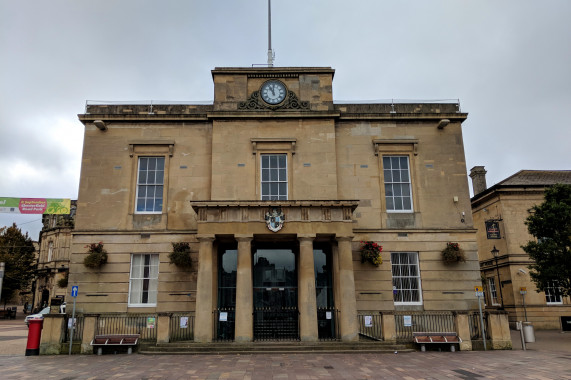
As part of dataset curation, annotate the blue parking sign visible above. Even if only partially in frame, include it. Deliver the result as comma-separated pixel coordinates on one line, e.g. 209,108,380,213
71,286,78,298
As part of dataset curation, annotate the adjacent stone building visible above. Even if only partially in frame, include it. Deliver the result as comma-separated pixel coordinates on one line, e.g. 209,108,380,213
470,167,571,330
69,67,484,347
33,201,76,310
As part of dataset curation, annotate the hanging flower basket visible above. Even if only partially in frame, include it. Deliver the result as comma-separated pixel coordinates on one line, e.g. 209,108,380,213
83,242,108,268
57,274,69,288
169,242,193,268
360,241,383,266
441,242,466,264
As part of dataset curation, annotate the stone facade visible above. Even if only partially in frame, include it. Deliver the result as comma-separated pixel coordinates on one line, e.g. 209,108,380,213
69,67,483,346
470,168,571,329
33,202,76,311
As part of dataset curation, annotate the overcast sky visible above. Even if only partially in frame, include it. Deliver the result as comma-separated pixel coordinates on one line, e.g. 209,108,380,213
1,0,570,240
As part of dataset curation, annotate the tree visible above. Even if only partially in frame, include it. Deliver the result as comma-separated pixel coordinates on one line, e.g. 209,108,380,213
522,184,571,297
0,223,36,306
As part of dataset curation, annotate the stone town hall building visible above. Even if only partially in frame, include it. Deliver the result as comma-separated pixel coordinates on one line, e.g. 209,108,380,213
69,67,485,348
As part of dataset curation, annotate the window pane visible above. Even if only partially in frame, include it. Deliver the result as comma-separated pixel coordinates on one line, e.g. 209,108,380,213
386,197,394,210
148,158,156,170
270,168,278,181
394,197,403,210
278,155,286,167
138,171,147,184
400,157,408,169
279,183,287,196
279,169,286,181
262,169,269,181
139,158,148,170
156,170,164,184
262,183,269,196
401,169,409,182
384,169,392,182
270,183,278,196
403,197,411,210
270,155,277,168
262,155,269,167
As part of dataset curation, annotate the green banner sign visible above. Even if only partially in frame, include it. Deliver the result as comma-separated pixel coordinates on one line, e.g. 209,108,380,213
0,198,71,214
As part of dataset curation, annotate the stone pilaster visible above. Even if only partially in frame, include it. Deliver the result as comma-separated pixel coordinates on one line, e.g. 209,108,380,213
39,314,65,355
298,235,318,342
337,236,359,342
234,235,254,342
157,313,171,343
381,312,397,343
81,314,98,354
455,312,473,351
488,311,513,350
194,235,215,342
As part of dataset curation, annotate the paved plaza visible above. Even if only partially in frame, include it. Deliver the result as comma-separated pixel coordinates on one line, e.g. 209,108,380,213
1,311,570,379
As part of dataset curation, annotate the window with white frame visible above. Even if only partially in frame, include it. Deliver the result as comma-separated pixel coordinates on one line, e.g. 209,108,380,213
545,281,563,304
129,254,159,306
261,154,287,200
391,252,422,305
136,157,165,213
383,156,413,212
488,277,500,305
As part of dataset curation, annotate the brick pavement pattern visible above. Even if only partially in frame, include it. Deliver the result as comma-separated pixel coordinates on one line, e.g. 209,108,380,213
0,350,570,379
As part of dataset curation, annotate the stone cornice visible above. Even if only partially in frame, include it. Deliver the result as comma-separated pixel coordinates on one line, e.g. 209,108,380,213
190,200,359,224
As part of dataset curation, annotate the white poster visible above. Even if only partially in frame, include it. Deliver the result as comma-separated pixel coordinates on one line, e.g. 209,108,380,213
180,316,189,329
219,312,228,322
364,315,373,327
403,315,412,327
326,311,332,320
67,318,76,329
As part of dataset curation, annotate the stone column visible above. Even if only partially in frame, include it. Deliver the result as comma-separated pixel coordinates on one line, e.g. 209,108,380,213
234,235,253,342
194,235,215,343
455,312,473,351
337,236,359,342
298,235,318,342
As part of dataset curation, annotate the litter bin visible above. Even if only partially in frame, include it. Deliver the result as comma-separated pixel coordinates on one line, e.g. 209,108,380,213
26,317,44,356
523,322,535,343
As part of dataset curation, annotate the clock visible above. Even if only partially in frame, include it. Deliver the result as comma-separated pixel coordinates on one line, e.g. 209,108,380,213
260,80,287,104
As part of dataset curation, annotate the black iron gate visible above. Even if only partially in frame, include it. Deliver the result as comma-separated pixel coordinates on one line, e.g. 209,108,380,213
253,307,299,341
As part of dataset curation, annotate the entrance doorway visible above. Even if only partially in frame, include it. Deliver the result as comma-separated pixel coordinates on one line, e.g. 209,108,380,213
253,245,298,340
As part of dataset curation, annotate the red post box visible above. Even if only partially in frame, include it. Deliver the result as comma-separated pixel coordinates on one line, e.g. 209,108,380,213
26,317,44,356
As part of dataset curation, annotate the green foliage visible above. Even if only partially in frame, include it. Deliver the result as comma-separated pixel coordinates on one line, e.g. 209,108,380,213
83,242,108,268
57,274,69,288
169,242,193,268
0,223,36,304
441,242,466,264
522,184,571,297
360,241,383,266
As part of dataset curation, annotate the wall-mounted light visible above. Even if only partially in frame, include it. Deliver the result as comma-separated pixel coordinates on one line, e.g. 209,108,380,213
93,120,107,131
437,119,450,129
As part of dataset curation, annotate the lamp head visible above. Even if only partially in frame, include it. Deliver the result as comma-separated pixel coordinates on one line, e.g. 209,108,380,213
491,246,499,258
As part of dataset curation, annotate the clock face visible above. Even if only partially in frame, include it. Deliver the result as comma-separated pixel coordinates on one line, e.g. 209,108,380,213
260,81,286,104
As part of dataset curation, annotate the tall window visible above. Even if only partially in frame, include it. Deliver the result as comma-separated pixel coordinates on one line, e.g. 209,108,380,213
129,254,159,306
261,154,287,200
488,277,500,305
545,282,563,304
383,156,413,212
391,252,422,305
136,157,165,213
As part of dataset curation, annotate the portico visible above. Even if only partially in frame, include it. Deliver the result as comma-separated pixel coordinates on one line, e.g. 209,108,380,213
191,200,359,342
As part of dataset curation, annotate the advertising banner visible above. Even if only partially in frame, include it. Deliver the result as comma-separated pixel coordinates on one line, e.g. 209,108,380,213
0,198,71,214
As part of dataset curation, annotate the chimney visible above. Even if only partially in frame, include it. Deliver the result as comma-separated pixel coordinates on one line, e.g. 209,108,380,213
469,166,487,196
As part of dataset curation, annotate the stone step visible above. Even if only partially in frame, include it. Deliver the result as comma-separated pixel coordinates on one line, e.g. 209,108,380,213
139,341,414,355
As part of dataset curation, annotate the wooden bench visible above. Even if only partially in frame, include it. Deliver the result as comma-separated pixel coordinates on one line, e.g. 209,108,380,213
0,308,17,320
413,332,461,352
90,334,140,355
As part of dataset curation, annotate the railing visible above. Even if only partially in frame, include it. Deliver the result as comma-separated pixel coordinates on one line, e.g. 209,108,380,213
62,314,84,343
394,311,455,342
170,313,195,342
357,312,383,341
96,314,157,342
213,308,235,342
254,307,299,341
469,311,490,340
317,308,339,341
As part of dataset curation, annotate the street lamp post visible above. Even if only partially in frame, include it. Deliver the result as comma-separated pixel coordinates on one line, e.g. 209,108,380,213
491,246,504,309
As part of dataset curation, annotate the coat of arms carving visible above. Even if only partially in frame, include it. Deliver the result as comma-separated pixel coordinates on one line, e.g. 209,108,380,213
265,207,285,232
